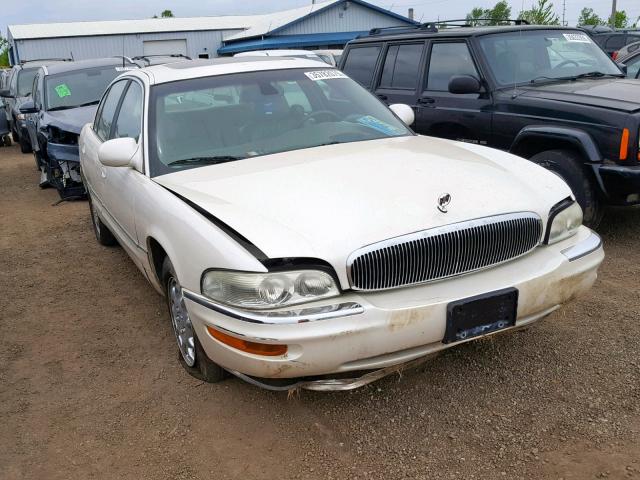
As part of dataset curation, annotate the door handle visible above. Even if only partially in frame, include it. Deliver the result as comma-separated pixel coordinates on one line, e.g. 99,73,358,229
417,97,435,105
377,94,388,101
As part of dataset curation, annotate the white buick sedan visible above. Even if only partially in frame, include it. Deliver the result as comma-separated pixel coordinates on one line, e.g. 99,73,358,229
79,58,603,391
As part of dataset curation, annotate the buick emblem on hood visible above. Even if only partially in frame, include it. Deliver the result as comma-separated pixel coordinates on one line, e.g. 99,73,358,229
437,193,451,213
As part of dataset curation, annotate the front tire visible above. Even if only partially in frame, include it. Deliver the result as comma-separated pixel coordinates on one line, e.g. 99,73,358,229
88,194,118,246
19,133,32,154
529,149,603,228
162,257,226,383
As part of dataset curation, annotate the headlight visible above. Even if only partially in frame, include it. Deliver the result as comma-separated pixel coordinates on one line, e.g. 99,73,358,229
17,113,26,121
202,269,340,310
545,200,583,245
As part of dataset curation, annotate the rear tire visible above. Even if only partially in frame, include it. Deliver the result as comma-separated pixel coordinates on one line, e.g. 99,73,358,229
88,193,118,246
162,257,226,383
529,149,603,228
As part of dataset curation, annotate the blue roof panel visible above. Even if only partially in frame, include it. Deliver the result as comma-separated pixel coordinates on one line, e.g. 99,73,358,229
218,31,367,55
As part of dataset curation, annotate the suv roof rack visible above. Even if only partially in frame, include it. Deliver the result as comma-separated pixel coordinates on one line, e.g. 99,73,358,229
132,54,191,61
436,18,530,27
20,58,73,65
368,23,439,36
367,18,529,36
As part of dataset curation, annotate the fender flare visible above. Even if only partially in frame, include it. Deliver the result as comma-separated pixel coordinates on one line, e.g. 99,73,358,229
510,126,602,163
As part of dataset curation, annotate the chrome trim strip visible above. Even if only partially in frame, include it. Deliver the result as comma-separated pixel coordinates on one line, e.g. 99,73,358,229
561,232,602,262
347,212,542,291
182,289,364,325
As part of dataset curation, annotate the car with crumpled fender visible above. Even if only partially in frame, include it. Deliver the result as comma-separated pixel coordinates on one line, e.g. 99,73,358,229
20,57,138,199
79,57,603,391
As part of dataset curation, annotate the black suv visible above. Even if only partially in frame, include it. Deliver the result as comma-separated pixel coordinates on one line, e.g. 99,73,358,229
340,24,640,226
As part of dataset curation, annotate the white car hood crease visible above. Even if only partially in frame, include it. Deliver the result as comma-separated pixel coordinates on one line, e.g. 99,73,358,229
154,136,572,286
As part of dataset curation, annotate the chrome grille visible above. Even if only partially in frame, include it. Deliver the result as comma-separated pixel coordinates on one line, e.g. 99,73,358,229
348,213,542,291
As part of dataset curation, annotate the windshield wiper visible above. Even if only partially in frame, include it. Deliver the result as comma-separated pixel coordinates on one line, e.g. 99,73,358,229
77,100,100,107
530,71,624,84
168,156,243,166
47,105,77,111
47,100,100,111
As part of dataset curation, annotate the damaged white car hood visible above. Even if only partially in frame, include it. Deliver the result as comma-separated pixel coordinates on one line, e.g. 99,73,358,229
154,136,572,283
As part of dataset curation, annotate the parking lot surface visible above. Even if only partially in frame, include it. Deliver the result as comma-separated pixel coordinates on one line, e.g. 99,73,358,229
1,144,639,479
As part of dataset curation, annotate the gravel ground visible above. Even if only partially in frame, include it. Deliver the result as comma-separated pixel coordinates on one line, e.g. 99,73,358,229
1,144,639,479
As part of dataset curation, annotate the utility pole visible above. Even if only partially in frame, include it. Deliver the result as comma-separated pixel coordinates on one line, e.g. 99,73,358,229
562,0,566,26
610,0,617,28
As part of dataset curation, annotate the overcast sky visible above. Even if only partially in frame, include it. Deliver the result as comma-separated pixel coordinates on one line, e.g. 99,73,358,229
3,0,639,39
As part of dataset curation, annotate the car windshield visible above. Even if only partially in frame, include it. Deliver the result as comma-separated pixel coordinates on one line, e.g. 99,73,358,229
479,30,622,86
149,68,412,176
45,66,127,110
17,68,38,97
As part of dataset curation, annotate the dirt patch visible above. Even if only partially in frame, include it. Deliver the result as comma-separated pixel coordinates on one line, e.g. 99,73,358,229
1,144,639,479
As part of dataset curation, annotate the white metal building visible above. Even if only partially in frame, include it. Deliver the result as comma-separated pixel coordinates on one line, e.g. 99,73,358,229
6,0,415,65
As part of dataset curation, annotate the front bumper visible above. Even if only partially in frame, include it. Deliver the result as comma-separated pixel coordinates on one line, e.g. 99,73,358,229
595,163,640,205
45,142,85,199
183,227,603,389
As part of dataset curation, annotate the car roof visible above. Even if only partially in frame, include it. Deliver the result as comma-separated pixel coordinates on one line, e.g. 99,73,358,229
130,57,331,85
349,24,587,44
43,57,138,75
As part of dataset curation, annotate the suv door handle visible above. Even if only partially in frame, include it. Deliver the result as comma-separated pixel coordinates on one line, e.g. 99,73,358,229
417,97,435,105
377,93,388,101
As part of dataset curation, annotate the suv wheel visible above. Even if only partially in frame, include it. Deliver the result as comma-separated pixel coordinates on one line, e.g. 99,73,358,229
88,194,118,246
162,257,226,383
529,149,603,228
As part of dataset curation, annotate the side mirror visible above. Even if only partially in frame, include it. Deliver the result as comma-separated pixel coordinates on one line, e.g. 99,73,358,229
98,137,138,167
0,89,14,99
19,100,37,114
617,63,628,75
448,75,482,94
389,103,415,126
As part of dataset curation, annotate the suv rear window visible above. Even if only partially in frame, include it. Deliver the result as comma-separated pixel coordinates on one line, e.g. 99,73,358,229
342,46,381,88
605,35,627,50
379,43,424,90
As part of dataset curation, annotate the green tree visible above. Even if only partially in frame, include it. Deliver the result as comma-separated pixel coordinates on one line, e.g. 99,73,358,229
152,9,174,18
519,0,560,25
0,36,9,67
609,10,628,29
577,8,605,26
465,7,486,26
465,1,511,26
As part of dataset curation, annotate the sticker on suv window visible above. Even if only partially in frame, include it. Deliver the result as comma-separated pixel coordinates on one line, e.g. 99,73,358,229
54,84,71,98
563,33,591,43
304,70,348,81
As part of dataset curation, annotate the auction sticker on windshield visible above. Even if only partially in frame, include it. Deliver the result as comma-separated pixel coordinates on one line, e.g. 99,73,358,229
563,33,591,43
55,84,71,98
304,70,348,81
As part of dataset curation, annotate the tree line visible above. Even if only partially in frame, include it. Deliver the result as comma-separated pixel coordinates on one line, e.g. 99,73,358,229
465,0,638,28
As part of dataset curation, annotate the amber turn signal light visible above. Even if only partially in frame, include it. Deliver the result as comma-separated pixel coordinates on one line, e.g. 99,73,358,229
619,128,630,160
207,326,287,357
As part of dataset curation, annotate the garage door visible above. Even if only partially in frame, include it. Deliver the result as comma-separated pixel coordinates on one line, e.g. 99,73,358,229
143,39,187,56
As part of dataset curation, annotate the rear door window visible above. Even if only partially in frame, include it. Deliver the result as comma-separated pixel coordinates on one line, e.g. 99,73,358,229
426,42,479,91
379,43,424,90
342,46,381,88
